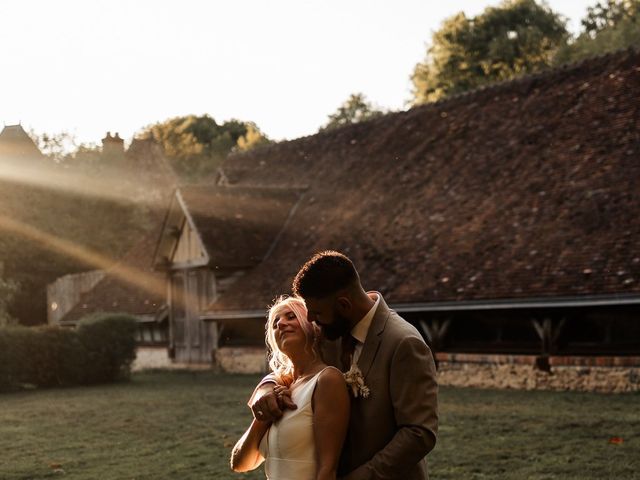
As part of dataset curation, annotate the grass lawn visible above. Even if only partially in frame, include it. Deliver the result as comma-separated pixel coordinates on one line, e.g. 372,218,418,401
0,371,638,480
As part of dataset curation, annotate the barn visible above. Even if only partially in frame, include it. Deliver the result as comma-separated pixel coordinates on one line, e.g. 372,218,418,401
183,49,639,372
152,185,302,365
60,50,639,373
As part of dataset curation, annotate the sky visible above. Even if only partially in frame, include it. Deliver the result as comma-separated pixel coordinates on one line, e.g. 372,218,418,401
1,0,593,146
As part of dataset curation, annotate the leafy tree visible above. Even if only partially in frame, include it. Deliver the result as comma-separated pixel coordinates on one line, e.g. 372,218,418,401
0,264,19,327
236,122,272,151
320,93,385,131
29,130,77,163
411,0,568,103
139,115,270,179
555,0,640,64
581,0,639,35
29,129,103,167
71,143,103,165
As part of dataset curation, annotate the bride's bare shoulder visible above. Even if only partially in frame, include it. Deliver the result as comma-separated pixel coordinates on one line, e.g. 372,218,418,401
317,366,346,387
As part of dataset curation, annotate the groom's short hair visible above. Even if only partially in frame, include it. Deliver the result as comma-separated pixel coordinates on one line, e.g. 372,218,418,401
293,250,359,299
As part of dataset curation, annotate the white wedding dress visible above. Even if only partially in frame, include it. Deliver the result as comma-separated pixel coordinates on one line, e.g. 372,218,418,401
258,367,335,479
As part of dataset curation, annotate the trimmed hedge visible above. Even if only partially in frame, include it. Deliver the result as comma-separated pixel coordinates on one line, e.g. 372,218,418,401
0,313,137,392
77,313,138,384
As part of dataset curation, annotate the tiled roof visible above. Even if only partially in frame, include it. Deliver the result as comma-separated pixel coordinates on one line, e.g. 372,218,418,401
126,138,179,190
0,124,43,160
207,48,640,312
60,218,167,324
177,185,304,269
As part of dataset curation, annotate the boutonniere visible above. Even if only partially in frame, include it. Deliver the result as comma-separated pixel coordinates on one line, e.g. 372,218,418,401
344,364,370,398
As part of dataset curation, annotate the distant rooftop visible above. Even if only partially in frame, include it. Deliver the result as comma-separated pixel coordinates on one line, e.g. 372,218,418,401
0,124,43,160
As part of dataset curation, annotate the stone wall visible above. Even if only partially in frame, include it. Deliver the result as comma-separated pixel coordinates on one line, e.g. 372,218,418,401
132,346,640,393
132,346,172,371
214,347,268,374
132,346,268,373
438,362,640,393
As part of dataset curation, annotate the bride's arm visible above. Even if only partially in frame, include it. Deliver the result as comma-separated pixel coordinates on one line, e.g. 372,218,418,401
230,418,270,472
313,368,351,480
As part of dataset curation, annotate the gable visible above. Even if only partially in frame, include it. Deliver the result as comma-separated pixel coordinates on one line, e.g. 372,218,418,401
172,216,208,266
154,185,303,271
0,124,43,160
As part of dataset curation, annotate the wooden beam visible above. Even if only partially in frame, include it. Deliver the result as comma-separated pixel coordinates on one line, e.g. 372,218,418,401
418,318,450,349
531,316,565,356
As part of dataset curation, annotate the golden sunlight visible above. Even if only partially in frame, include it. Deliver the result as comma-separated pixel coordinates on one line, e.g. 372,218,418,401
0,159,159,206
0,214,166,300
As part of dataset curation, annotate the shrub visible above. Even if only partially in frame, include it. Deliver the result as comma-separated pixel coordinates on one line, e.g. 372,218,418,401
0,326,31,390
25,326,87,387
0,313,138,391
77,313,138,384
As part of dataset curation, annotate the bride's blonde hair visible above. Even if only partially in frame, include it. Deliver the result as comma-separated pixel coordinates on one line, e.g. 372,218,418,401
265,295,321,386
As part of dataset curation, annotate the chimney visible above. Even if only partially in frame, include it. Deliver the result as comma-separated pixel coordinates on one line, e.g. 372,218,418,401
102,130,125,158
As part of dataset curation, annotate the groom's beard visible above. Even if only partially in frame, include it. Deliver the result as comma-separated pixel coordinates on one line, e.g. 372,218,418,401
321,310,351,341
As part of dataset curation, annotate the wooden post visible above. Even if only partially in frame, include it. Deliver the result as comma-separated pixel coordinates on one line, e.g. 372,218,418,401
531,316,565,371
419,317,451,351
210,323,224,365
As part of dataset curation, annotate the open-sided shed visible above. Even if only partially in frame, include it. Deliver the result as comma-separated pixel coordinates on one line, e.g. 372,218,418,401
197,49,640,369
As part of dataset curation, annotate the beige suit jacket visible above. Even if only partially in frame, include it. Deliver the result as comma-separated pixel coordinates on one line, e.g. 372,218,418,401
322,294,439,480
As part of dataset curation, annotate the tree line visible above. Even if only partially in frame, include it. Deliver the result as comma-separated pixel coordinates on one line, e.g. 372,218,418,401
32,0,639,178
328,0,639,129
32,116,271,182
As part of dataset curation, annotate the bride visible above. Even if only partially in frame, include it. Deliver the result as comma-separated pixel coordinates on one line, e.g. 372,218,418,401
230,296,350,480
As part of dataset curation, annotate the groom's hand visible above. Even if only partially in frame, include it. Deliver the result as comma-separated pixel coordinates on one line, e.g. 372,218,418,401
250,383,297,422
274,384,296,412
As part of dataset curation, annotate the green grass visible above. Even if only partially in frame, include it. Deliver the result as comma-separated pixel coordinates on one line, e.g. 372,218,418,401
0,371,638,480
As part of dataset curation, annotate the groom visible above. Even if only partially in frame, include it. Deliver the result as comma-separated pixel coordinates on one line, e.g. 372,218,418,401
250,251,438,479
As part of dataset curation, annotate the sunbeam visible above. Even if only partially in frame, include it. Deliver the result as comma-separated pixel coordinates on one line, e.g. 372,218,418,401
0,213,167,301
0,158,161,206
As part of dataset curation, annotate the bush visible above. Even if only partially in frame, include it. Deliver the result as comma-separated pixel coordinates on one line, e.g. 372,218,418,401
0,326,30,390
77,313,138,384
0,314,138,392
25,326,87,387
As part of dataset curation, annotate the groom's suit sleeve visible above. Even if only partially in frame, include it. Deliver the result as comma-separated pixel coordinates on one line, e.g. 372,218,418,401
346,334,438,480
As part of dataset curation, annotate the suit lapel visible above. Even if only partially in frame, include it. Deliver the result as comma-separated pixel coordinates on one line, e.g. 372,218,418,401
356,293,389,379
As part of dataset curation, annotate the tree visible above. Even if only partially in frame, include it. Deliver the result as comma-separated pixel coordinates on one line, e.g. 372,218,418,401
320,93,385,132
554,0,640,64
411,0,568,104
70,143,103,165
581,0,640,35
29,129,104,168
236,122,272,151
0,264,19,327
29,130,77,163
139,115,270,179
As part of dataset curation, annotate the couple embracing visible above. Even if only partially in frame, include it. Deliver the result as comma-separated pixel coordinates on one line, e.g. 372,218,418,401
231,251,438,480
